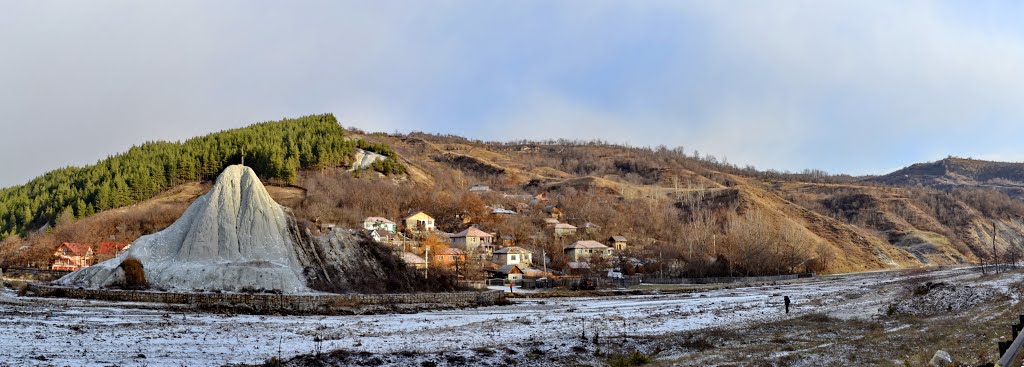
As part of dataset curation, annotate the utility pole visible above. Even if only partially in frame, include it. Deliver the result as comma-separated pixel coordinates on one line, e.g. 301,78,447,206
542,249,547,275
993,221,998,274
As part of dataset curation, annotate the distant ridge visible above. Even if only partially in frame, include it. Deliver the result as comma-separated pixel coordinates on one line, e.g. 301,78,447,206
869,157,1024,198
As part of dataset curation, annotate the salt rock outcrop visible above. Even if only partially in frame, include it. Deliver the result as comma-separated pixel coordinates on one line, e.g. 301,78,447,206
58,165,309,293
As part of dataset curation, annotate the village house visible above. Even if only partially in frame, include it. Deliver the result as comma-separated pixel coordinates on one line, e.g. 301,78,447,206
495,264,524,283
564,240,612,262
94,242,130,263
492,246,533,267
582,222,601,234
543,218,560,226
499,235,516,247
554,223,577,237
544,205,565,220
51,242,95,271
363,217,397,232
403,211,436,234
608,236,628,251
431,247,466,271
370,229,413,250
400,252,427,270
451,227,495,256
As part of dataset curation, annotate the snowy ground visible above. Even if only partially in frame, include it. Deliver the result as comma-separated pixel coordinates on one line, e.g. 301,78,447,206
0,267,1010,366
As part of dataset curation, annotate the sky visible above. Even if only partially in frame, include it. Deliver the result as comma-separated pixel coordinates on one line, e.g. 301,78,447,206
2,1,1024,188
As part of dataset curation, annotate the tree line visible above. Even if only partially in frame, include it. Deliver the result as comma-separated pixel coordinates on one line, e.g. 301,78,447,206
0,113,404,238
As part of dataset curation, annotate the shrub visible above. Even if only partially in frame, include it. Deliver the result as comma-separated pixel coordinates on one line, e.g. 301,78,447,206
119,257,148,290
609,351,653,367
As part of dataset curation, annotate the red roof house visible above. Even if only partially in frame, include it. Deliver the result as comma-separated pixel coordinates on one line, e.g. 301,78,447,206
51,242,95,271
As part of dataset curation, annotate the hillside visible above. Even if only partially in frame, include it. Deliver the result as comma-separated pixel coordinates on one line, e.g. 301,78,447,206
5,117,1024,276
0,113,403,239
870,157,1024,198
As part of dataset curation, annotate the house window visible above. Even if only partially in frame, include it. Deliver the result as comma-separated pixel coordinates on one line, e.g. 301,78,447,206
511,255,517,261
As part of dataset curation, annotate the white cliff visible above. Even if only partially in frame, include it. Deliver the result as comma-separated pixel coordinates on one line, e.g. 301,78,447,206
58,165,310,293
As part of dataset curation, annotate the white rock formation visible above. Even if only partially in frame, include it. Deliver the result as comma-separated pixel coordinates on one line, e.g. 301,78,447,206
58,165,310,293
348,148,387,171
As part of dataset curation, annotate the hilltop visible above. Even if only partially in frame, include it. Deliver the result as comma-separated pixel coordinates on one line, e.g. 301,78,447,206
4,116,1024,277
870,157,1024,198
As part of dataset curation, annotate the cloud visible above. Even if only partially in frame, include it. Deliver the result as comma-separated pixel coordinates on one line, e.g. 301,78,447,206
3,1,1024,186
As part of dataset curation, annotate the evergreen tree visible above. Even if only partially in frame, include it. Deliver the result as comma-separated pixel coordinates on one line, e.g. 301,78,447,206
0,113,406,237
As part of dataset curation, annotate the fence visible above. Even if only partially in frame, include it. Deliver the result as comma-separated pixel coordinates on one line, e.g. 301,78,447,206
643,273,814,285
979,315,1024,367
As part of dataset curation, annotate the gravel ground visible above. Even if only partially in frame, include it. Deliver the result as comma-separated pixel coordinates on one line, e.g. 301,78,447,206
0,267,1010,367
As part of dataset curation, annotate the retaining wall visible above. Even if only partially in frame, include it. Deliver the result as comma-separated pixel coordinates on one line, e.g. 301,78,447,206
26,285,505,315
2,268,70,282
643,273,814,285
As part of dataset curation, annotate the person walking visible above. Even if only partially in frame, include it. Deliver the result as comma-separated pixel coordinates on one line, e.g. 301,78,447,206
784,296,791,314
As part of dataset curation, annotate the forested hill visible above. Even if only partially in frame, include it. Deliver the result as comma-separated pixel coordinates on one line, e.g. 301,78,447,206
0,114,403,237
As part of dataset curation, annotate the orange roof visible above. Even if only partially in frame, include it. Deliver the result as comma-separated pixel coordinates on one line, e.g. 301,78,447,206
435,247,466,256
95,242,130,256
59,242,92,256
452,227,493,238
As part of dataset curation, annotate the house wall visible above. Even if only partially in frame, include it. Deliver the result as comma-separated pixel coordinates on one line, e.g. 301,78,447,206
364,222,397,232
404,213,435,232
564,248,610,262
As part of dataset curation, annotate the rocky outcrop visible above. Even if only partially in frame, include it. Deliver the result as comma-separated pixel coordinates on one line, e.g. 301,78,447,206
58,165,309,293
349,149,387,171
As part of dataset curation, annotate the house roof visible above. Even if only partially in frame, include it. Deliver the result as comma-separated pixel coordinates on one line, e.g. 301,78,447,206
452,227,493,238
492,246,531,255
583,222,601,228
364,217,395,225
59,242,92,256
554,223,577,230
497,264,523,274
435,247,466,256
400,252,426,264
543,218,560,224
567,262,591,269
95,242,129,256
565,240,609,250
403,211,433,220
491,208,517,215
610,236,628,242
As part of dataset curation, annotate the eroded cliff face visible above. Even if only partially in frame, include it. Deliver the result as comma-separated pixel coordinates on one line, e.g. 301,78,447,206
58,165,310,293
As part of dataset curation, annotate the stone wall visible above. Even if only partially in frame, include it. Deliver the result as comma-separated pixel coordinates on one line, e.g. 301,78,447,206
2,268,71,282
643,273,814,285
26,285,506,315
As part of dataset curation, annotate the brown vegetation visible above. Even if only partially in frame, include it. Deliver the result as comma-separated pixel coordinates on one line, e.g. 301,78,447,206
118,257,148,290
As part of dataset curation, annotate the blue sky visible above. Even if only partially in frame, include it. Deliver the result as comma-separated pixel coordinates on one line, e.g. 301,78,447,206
2,1,1024,187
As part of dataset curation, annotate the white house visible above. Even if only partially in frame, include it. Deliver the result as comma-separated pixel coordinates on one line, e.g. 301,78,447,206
492,246,533,266
363,217,397,232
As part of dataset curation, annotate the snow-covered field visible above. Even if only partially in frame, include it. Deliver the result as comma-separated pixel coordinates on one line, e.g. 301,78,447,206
0,267,1002,366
